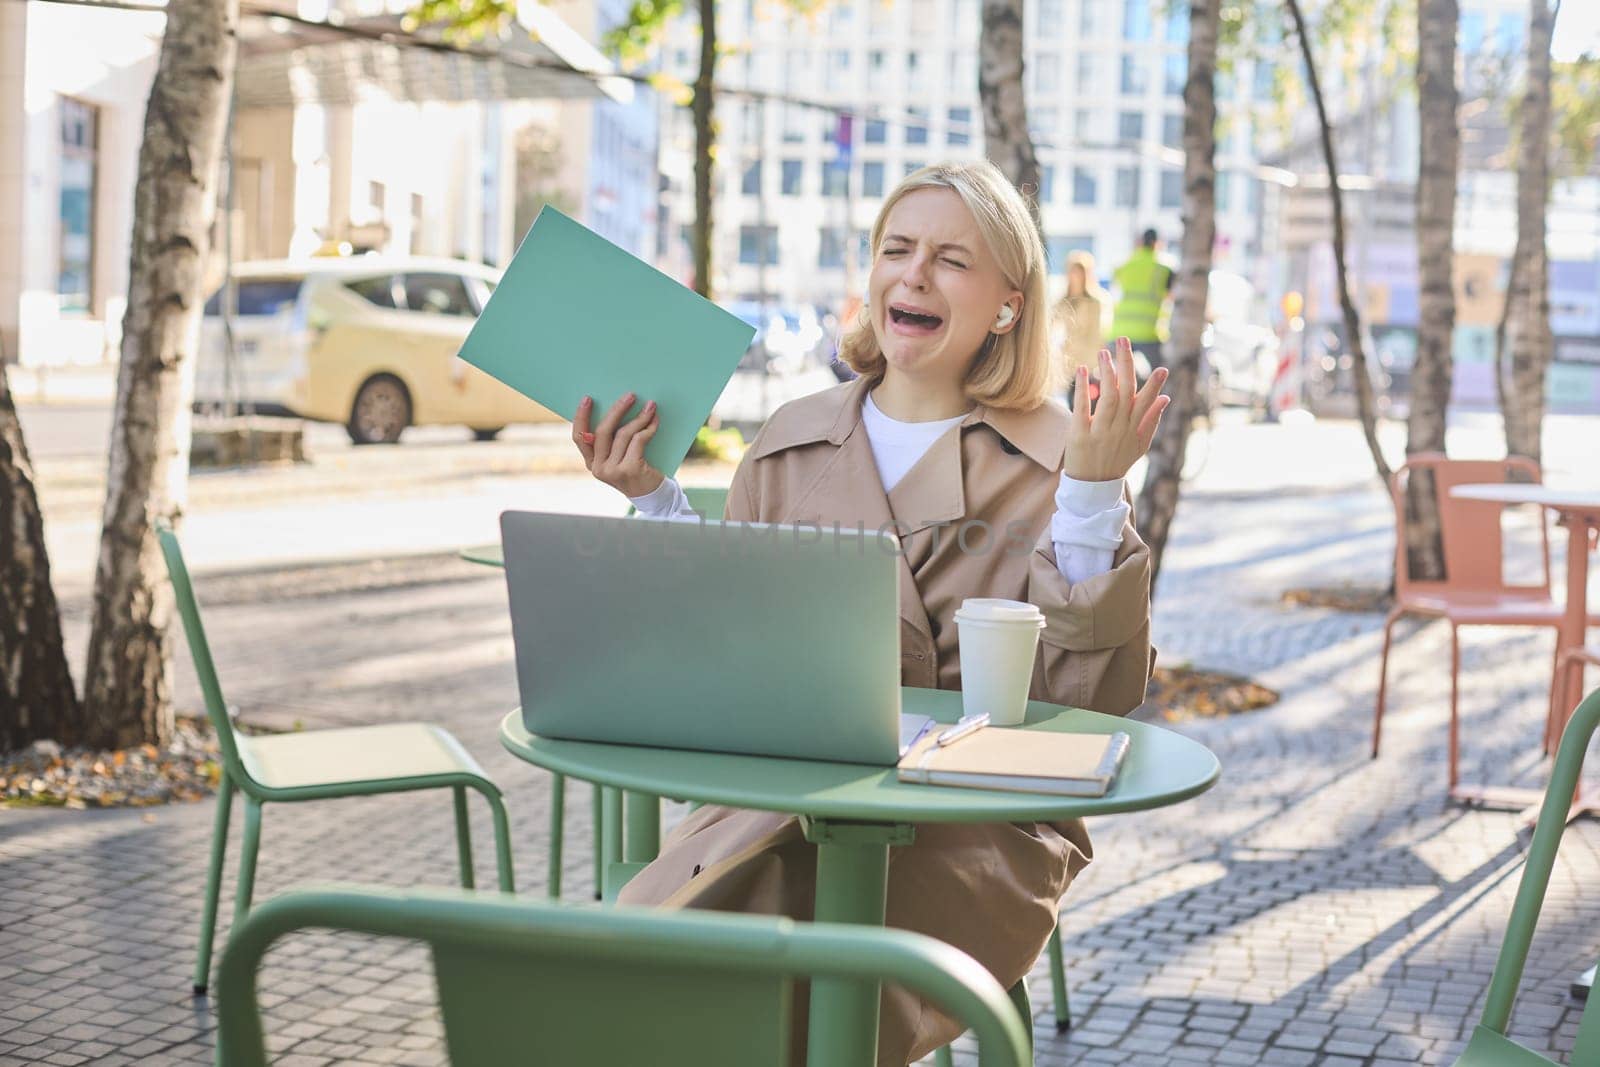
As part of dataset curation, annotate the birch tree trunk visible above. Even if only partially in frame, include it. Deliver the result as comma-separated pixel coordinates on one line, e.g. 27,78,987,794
81,0,237,749
1285,0,1393,488
0,363,82,751
978,0,1042,230
690,0,716,299
1406,0,1460,580
1502,0,1556,470
1134,0,1218,587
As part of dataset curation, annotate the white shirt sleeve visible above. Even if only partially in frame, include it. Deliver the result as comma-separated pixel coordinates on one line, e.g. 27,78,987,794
627,477,704,521
1050,475,1129,585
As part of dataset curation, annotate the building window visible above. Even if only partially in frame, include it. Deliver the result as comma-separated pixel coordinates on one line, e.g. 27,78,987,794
1160,167,1183,208
947,106,972,146
1165,53,1187,96
1034,52,1061,95
58,98,97,314
829,49,852,79
1045,235,1094,275
1029,107,1059,143
1120,54,1147,94
1075,109,1093,142
782,159,804,196
863,161,885,197
1076,53,1100,94
906,107,929,145
739,225,779,265
369,180,386,215
1122,0,1150,40
1165,0,1189,43
1072,166,1096,205
1039,165,1055,204
1115,167,1140,207
1117,111,1144,143
904,160,926,178
907,50,926,92
868,49,888,92
1215,171,1232,212
819,228,848,268
822,162,849,197
1253,61,1276,101
1035,0,1062,35
742,160,762,196
1079,0,1097,35
865,118,888,144
1162,113,1184,149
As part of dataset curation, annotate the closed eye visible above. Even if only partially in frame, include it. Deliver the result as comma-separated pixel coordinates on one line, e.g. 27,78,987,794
943,258,967,269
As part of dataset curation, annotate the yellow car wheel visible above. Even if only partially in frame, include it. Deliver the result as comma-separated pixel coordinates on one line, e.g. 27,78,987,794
348,374,411,445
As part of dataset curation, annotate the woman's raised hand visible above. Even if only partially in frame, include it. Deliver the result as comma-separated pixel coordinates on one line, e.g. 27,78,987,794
1064,336,1171,482
573,392,665,498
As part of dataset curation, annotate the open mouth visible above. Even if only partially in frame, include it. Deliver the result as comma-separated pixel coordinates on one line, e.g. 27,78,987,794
889,305,944,332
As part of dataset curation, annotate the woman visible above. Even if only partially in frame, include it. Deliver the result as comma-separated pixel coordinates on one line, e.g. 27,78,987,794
1053,249,1110,393
571,161,1169,1064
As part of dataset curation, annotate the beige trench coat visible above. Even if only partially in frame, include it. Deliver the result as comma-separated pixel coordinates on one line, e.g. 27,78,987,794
618,373,1155,1064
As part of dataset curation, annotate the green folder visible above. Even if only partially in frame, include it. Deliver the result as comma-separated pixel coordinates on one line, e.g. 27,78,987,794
456,207,756,476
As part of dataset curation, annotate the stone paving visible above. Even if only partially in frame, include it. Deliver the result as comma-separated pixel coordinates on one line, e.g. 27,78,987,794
3,459,1599,1065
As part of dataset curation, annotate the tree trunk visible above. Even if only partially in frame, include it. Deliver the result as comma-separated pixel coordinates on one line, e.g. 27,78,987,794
1134,0,1218,587
1502,0,1556,471
978,0,1042,231
1406,0,1461,580
1493,250,1519,419
80,0,237,750
690,0,716,299
1285,0,1392,489
0,363,82,751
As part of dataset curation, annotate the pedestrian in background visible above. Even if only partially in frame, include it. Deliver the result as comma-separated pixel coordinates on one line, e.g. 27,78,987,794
1111,227,1174,373
1053,249,1109,407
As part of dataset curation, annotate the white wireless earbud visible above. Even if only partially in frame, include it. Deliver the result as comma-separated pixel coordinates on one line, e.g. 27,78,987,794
995,306,1016,329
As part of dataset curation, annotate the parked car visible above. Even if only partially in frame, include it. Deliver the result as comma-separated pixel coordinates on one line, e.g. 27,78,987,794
1301,321,1412,419
1201,270,1280,418
194,256,563,443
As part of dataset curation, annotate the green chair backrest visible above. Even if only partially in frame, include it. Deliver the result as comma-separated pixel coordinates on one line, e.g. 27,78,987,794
155,524,249,785
1473,685,1600,1064
683,485,730,519
215,886,1030,1067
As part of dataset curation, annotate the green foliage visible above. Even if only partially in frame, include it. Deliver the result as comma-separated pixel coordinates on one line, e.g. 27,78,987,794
603,0,686,66
689,424,746,462
404,0,517,40
1553,57,1600,176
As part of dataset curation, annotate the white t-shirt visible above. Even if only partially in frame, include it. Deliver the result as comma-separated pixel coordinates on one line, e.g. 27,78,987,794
630,396,1128,585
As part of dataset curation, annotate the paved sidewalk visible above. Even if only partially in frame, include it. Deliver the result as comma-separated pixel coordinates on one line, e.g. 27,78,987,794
3,464,1598,1065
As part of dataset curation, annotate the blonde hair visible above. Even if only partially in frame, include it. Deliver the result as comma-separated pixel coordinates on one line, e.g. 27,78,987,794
838,160,1055,410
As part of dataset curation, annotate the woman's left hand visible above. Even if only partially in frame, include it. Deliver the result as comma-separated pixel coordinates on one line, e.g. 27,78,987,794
1063,336,1170,481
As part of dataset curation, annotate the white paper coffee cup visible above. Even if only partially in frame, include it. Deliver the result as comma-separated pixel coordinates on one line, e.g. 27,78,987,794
954,598,1046,727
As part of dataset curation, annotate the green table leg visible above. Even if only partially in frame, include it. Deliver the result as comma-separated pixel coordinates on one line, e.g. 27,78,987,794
800,818,914,1067
624,792,660,863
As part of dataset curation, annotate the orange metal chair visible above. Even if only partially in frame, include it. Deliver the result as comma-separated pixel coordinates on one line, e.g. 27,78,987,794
1556,645,1600,750
1372,454,1565,796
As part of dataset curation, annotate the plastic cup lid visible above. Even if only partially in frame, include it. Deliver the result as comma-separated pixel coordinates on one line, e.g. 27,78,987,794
954,598,1046,626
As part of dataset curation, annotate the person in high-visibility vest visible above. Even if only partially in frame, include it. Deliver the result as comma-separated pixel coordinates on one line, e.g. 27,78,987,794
1111,228,1174,373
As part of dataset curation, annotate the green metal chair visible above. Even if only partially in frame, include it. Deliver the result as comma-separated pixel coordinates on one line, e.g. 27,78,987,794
1449,685,1600,1066
214,884,1032,1067
548,484,729,900
156,526,515,996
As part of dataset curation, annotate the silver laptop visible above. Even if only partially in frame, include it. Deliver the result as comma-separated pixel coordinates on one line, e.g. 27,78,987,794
501,510,928,766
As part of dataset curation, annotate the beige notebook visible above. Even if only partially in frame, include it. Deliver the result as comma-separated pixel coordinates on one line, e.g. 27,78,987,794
897,728,1131,797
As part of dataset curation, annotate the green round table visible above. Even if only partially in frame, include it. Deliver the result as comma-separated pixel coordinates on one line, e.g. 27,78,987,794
500,686,1219,1067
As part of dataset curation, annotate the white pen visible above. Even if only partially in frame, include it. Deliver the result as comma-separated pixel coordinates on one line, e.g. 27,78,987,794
936,714,990,747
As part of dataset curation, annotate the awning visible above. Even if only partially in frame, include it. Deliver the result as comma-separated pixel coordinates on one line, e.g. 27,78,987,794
233,1,632,110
